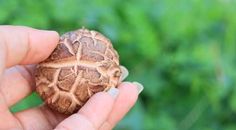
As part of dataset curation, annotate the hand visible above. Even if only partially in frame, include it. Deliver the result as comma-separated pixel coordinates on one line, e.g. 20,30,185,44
0,26,143,130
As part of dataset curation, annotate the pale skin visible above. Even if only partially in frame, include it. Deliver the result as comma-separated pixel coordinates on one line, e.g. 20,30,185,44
0,26,140,130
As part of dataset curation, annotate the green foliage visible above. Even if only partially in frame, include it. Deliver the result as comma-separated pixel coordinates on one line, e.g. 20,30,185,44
1,0,236,129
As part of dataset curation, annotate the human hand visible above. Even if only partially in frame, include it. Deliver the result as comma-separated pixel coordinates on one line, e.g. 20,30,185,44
0,26,143,130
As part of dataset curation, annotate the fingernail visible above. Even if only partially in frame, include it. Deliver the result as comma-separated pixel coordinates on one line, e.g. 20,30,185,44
132,82,144,94
119,65,129,82
41,30,59,38
107,87,119,99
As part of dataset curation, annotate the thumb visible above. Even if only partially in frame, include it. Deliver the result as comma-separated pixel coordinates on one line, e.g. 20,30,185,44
0,25,59,68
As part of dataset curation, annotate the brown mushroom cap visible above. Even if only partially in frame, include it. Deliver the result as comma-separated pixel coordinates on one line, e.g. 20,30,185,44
35,28,121,114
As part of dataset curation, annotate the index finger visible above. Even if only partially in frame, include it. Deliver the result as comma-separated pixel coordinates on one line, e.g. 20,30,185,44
0,25,59,71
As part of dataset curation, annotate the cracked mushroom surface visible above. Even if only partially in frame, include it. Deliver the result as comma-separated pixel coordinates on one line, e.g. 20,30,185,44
35,28,121,114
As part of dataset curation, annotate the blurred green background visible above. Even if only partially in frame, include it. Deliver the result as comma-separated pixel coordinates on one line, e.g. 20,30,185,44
1,0,236,129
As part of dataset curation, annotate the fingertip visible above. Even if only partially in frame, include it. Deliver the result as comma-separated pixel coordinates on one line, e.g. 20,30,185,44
21,29,60,64
119,82,139,93
118,82,139,107
32,29,60,47
79,92,115,113
77,92,116,128
132,81,144,94
40,30,60,43
98,82,139,129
